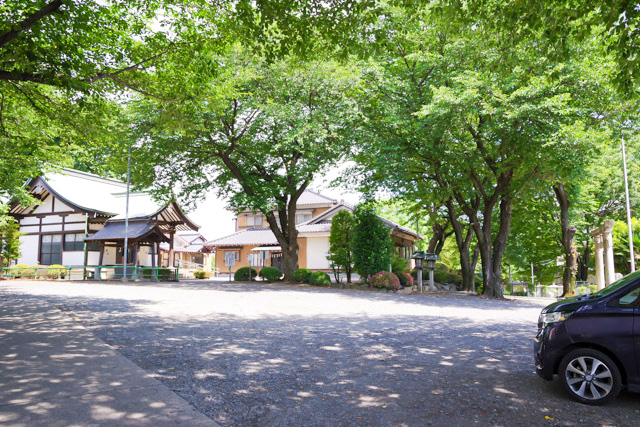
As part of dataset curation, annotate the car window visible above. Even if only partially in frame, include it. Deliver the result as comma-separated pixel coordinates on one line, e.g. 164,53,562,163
618,287,640,306
591,270,640,298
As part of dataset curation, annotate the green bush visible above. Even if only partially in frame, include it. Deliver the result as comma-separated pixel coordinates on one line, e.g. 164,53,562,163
293,268,312,283
140,267,174,280
309,271,331,286
391,255,409,274
193,270,211,279
259,266,282,282
589,284,597,294
397,271,413,288
234,267,258,281
46,264,66,279
11,264,33,277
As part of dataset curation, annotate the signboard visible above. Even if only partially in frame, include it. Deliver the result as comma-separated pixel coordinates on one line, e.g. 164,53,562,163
224,251,236,267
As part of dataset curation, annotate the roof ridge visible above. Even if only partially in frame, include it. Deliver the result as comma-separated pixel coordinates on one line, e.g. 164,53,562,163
303,188,337,202
58,167,127,187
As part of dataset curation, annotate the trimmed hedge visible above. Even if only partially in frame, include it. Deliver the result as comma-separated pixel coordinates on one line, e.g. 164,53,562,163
193,270,212,279
309,271,331,286
46,264,66,279
293,268,312,283
234,267,258,281
259,266,282,282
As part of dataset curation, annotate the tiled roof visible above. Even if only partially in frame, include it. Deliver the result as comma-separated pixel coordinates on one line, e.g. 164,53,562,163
85,220,168,242
297,189,337,205
297,223,332,233
205,228,279,247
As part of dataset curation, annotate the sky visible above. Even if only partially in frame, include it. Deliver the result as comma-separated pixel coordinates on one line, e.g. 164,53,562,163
187,164,363,241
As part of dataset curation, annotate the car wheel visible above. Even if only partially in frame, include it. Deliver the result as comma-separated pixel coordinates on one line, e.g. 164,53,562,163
559,348,622,405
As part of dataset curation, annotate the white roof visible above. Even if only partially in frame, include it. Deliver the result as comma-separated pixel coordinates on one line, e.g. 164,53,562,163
44,169,163,218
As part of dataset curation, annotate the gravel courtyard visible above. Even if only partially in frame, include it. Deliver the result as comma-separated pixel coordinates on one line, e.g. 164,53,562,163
1,280,638,426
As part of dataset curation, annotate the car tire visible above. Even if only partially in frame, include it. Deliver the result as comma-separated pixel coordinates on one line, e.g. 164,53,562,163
559,348,622,405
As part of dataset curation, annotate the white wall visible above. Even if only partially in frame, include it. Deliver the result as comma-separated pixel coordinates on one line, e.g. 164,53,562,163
306,236,331,270
16,235,39,265
62,251,85,266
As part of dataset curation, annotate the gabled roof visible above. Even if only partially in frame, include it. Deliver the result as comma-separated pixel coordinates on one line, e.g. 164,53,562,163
305,202,420,238
206,228,279,247
297,189,338,206
85,220,169,243
10,168,199,232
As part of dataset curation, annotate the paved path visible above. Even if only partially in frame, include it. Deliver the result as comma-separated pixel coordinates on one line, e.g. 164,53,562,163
1,280,639,426
0,293,216,426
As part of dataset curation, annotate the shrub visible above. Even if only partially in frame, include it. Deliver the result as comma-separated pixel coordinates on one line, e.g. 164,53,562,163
293,268,312,283
12,264,33,277
234,267,258,281
589,284,597,294
369,271,400,291
259,266,282,282
397,271,414,288
46,264,66,279
309,271,331,286
391,254,409,274
193,270,211,279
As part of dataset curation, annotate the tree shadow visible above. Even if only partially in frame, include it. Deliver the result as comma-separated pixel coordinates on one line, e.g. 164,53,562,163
3,284,636,426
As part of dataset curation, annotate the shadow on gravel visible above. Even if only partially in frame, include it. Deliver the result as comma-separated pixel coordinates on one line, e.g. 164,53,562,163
6,288,636,426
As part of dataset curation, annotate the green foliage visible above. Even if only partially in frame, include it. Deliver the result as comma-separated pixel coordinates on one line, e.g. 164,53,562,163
46,264,66,279
234,267,258,282
612,219,640,275
193,270,211,279
352,204,392,281
327,210,355,282
0,204,22,266
397,271,414,288
12,264,33,277
391,254,409,274
309,271,331,286
259,266,282,282
293,268,312,283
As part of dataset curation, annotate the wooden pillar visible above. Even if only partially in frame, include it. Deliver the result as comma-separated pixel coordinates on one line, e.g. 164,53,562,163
133,242,139,280
157,243,161,268
168,229,175,268
151,242,156,268
98,242,105,265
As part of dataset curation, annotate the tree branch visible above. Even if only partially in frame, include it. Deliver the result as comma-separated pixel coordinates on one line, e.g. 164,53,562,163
0,0,63,48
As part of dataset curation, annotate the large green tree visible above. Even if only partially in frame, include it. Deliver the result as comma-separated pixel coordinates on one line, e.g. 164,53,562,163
327,210,355,283
352,5,616,298
130,48,360,280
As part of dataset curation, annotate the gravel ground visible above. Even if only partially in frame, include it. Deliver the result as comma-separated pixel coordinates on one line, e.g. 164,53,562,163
1,279,639,426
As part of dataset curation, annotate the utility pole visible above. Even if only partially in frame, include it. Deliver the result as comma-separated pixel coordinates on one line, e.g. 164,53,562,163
122,142,131,281
622,138,635,272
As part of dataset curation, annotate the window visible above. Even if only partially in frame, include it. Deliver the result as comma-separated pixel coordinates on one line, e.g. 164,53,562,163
40,235,62,265
246,215,263,227
63,233,100,252
224,251,240,266
64,234,84,251
295,212,312,224
618,287,640,306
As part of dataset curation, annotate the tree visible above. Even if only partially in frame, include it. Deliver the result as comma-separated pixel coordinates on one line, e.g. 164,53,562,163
351,4,617,298
0,204,21,266
351,204,392,282
130,48,360,280
1,0,376,201
327,210,354,283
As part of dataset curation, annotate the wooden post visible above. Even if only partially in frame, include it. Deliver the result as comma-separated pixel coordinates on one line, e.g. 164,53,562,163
151,242,157,281
133,243,139,280
98,242,105,281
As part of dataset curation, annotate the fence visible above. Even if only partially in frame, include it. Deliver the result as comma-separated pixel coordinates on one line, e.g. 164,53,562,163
1,265,179,282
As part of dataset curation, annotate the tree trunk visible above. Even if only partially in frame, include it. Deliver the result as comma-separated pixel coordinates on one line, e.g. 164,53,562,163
445,198,475,292
554,183,577,297
427,219,450,255
577,241,590,281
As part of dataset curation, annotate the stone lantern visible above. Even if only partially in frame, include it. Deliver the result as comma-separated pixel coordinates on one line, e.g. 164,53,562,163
411,251,426,292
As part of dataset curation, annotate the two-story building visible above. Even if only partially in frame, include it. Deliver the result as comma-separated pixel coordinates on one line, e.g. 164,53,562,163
205,190,419,274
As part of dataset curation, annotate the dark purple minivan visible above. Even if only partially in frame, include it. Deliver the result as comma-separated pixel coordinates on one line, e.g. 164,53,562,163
534,270,640,404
